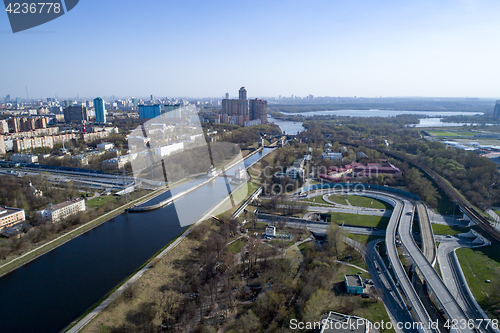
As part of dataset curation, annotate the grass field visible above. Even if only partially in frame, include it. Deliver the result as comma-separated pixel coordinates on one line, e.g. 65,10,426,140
330,212,390,229
302,195,333,206
431,224,470,235
456,242,500,320
426,130,476,137
86,195,122,209
328,194,392,210
347,234,383,247
228,238,245,254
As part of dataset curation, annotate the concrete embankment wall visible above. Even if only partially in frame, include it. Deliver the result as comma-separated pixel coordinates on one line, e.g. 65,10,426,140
128,147,267,213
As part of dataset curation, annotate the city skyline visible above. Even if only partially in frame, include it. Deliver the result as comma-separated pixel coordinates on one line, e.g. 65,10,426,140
2,1,500,99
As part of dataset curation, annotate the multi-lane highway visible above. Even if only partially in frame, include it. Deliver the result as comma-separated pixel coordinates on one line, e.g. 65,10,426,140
286,186,498,333
385,198,438,333
437,241,500,333
416,201,437,266
399,198,476,333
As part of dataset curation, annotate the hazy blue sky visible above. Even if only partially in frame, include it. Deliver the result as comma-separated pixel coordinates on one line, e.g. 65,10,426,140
1,0,500,99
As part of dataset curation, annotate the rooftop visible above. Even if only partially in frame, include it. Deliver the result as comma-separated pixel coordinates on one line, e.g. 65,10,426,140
48,198,84,211
320,311,368,333
0,206,24,216
345,274,363,287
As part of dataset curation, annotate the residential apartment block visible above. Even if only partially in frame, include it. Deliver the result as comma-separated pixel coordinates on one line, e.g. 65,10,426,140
221,87,267,126
37,198,86,223
0,206,26,231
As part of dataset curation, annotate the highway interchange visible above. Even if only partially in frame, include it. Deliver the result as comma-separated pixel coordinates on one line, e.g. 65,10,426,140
263,187,499,333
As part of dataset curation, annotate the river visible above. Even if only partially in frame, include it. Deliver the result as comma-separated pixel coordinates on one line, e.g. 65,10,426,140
268,116,305,135
0,148,274,333
274,110,488,128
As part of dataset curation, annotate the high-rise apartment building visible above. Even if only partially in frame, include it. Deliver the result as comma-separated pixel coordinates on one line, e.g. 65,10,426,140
94,97,107,123
138,104,182,119
249,99,268,124
162,104,182,118
494,101,500,119
139,105,162,119
64,105,89,123
221,87,267,126
7,117,48,133
239,87,247,100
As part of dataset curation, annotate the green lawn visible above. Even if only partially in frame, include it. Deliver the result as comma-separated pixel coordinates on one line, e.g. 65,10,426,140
228,238,245,254
456,243,500,320
269,239,295,247
347,234,383,247
330,212,390,229
86,195,121,209
431,224,470,235
342,265,371,280
327,194,348,205
298,242,308,255
302,195,333,206
426,130,476,137
328,195,392,210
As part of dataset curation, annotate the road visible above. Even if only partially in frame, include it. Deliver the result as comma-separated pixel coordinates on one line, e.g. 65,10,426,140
399,199,475,333
385,197,437,333
437,241,500,333
286,186,496,332
416,201,437,266
365,239,418,333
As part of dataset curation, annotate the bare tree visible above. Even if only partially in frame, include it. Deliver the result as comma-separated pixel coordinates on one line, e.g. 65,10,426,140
326,223,346,259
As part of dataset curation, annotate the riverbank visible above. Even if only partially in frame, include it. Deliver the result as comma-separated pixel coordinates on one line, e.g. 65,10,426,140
73,147,279,332
0,146,265,278
0,178,182,278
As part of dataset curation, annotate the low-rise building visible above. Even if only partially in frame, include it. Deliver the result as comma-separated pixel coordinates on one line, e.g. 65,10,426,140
11,153,38,164
0,206,26,231
97,142,114,150
37,198,86,223
286,166,304,180
265,226,276,237
319,311,370,333
102,153,139,170
322,152,343,161
154,142,184,157
344,274,364,294
286,158,306,180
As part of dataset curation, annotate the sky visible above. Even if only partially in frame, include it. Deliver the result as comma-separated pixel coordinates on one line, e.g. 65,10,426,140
1,0,500,100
